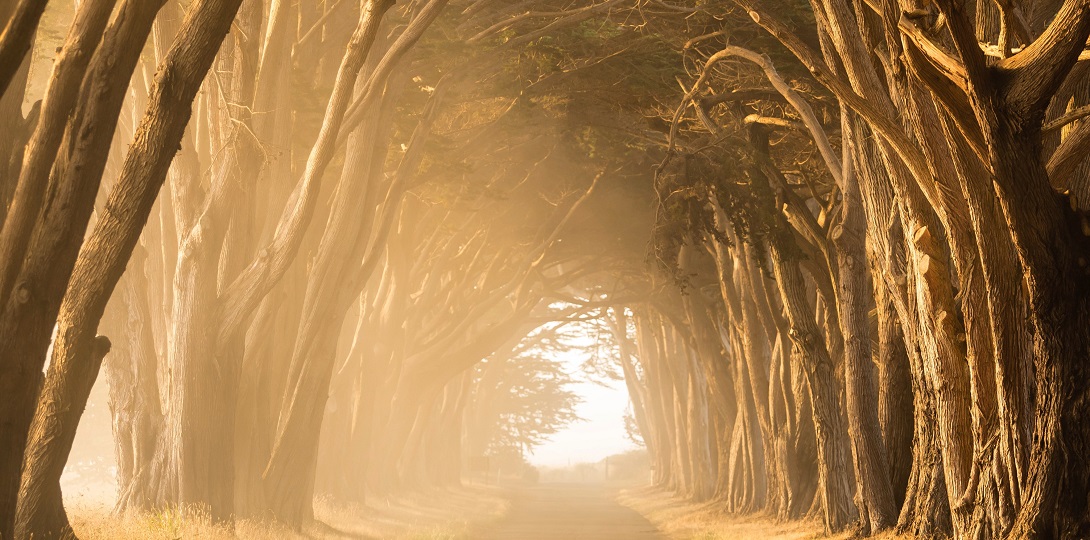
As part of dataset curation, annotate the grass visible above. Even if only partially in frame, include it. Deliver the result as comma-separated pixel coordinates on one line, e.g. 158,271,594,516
617,486,913,540
68,483,509,539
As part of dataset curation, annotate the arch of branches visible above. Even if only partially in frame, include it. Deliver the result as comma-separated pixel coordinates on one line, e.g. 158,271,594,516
0,1,1089,539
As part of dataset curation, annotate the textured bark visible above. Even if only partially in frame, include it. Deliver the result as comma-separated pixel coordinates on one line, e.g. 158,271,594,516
0,0,47,97
769,240,855,533
894,87,987,539
0,0,116,309
872,263,912,506
923,98,1029,537
0,2,163,534
739,124,854,531
990,124,1090,540
835,152,897,533
15,337,110,540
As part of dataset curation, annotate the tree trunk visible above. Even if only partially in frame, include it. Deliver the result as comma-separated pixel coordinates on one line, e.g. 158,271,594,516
988,120,1090,540
0,2,164,534
0,0,117,307
835,141,897,532
871,261,912,506
769,239,856,533
103,253,164,514
15,336,110,540
0,0,47,96
262,59,402,525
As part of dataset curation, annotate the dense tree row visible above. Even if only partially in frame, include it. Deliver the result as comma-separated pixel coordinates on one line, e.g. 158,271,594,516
1,0,1089,539
621,1,1090,538
0,1,650,537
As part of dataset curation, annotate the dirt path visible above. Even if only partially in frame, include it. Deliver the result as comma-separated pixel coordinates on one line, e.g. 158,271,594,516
476,483,666,539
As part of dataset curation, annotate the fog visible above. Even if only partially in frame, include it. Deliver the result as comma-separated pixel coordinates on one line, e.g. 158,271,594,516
5,1,1090,539
527,351,638,468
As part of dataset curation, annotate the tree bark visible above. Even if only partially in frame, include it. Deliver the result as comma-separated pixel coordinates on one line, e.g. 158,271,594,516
0,2,164,534
13,0,246,530
0,0,117,310
15,336,110,540
0,0,47,97
835,148,897,533
769,239,855,533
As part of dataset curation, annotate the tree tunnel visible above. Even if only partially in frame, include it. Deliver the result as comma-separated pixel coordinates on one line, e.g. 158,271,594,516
3,1,1090,539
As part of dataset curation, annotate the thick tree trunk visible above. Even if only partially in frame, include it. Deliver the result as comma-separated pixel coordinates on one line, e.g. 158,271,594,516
769,240,855,533
15,337,110,540
835,155,897,533
0,0,47,97
988,123,1090,540
871,262,913,505
0,3,164,534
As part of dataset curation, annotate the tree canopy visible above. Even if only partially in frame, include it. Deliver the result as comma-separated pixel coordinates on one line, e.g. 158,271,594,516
1,1,1090,539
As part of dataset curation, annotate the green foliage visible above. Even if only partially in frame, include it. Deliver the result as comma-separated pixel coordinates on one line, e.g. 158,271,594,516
471,345,583,457
491,360,580,454
623,407,644,447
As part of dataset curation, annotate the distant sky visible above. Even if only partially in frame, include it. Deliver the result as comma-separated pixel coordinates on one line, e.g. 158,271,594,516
527,351,639,467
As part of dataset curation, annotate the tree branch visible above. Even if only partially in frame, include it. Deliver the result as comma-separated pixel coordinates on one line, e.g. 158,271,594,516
898,14,970,90
0,0,48,97
1043,103,1090,133
1046,118,1090,183
730,0,934,192
998,0,1090,119
724,45,843,185
928,0,991,92
899,19,989,162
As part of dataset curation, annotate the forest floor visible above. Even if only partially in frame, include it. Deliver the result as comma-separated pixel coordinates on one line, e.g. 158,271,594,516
619,486,910,540
65,481,921,539
473,483,665,539
67,483,509,539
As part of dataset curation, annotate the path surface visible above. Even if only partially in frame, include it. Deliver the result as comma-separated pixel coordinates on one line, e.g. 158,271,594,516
476,483,666,539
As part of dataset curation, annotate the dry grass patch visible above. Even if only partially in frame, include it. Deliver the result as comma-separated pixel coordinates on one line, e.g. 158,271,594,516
69,483,509,539
618,486,912,540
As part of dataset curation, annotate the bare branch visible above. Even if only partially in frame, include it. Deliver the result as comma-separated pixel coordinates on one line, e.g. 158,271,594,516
730,0,934,194
0,0,48,96
998,0,1090,118
720,45,843,186
1043,103,1090,133
503,0,626,50
1046,118,1090,182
